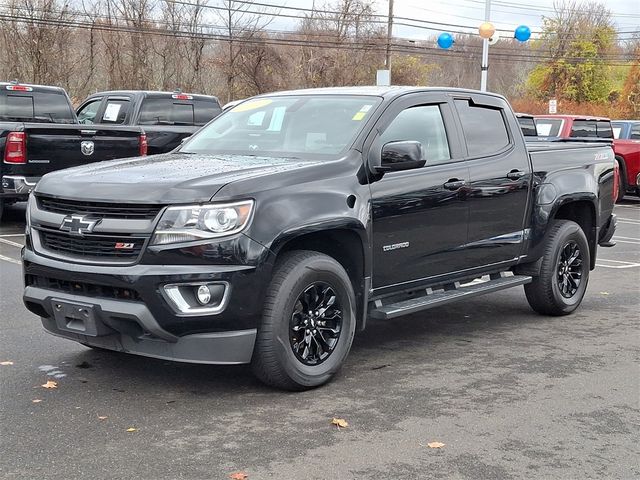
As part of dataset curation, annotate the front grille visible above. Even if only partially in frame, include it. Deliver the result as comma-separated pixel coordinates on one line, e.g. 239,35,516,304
38,229,145,260
26,274,141,301
36,195,163,220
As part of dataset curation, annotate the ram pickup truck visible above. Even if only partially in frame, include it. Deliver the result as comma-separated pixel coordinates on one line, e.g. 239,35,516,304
534,114,635,201
0,82,147,221
76,90,222,155
611,120,640,197
22,87,617,390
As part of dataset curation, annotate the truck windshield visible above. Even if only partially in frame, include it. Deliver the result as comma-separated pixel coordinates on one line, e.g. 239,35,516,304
0,91,75,124
180,95,380,157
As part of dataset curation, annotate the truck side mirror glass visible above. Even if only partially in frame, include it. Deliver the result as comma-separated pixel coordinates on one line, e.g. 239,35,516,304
377,141,425,173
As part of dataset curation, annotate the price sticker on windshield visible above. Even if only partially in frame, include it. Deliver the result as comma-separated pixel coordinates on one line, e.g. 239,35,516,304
352,104,373,121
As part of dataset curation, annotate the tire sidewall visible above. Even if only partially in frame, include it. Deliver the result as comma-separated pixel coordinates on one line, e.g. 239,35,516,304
269,256,356,387
549,223,590,312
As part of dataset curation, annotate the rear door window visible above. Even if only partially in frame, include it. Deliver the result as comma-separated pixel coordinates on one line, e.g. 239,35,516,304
454,99,510,157
101,99,130,124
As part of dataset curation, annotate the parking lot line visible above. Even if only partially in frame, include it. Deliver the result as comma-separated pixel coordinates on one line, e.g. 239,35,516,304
0,253,20,265
0,233,25,237
0,238,23,248
596,258,640,269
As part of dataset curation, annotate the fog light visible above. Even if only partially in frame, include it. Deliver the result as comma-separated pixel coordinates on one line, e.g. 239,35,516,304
196,285,212,305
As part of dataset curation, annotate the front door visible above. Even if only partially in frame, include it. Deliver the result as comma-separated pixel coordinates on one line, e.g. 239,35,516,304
370,95,470,289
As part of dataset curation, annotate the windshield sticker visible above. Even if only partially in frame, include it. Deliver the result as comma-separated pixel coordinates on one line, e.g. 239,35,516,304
103,103,121,121
352,104,373,121
232,99,273,112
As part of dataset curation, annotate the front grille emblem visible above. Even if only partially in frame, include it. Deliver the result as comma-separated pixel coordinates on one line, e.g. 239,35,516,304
59,215,100,236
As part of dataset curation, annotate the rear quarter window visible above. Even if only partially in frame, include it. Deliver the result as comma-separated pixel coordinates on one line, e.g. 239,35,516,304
454,99,510,156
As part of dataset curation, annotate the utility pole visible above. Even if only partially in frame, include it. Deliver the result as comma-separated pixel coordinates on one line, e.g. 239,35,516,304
480,0,491,92
385,0,394,70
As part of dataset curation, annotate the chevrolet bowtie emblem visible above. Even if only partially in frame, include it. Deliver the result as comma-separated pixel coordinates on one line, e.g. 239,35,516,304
59,215,100,236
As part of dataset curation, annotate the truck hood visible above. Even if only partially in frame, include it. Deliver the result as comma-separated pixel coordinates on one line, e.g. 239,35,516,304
34,153,322,203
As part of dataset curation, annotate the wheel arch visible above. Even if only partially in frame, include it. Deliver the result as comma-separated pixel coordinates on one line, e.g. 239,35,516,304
551,199,597,270
271,226,370,331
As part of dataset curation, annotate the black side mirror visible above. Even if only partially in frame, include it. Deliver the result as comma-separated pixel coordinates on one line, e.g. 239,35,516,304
376,141,425,173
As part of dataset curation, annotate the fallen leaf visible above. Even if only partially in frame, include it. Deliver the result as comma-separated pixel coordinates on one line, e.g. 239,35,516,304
229,472,248,480
41,380,58,389
32,399,43,403
98,416,107,420
331,418,349,429
427,441,445,449
1,361,14,366
126,427,137,432
600,292,609,295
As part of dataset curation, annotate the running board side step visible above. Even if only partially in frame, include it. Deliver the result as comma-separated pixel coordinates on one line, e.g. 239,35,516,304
369,274,532,320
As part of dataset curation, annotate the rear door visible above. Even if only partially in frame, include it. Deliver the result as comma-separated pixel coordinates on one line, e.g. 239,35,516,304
370,93,470,289
455,96,531,268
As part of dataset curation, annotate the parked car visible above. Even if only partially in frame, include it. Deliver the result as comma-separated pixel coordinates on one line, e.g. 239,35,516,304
76,90,222,155
534,114,636,201
23,87,617,390
611,120,640,197
0,82,146,221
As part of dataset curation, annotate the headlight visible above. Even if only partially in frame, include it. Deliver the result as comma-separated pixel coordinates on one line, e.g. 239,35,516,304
151,200,254,245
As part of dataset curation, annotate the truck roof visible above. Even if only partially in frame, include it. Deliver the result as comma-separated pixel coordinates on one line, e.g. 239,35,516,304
87,90,219,101
257,86,508,100
0,82,68,94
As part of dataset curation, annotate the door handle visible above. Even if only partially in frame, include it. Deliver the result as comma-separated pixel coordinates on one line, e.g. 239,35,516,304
443,179,466,190
506,169,526,180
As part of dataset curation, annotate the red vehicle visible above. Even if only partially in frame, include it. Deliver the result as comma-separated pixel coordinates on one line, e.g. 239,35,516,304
534,115,640,201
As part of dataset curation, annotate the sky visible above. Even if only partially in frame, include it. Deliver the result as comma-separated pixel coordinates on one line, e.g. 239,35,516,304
265,0,640,40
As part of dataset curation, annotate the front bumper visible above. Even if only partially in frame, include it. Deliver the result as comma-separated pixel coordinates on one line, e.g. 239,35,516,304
24,286,256,364
22,246,272,364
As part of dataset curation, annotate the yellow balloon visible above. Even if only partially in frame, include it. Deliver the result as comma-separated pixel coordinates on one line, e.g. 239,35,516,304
479,22,496,39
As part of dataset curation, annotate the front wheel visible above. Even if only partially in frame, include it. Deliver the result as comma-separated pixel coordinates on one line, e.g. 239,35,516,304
251,250,356,390
525,220,590,316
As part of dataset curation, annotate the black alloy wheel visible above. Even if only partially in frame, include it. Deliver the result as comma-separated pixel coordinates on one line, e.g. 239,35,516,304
289,282,343,366
556,241,583,298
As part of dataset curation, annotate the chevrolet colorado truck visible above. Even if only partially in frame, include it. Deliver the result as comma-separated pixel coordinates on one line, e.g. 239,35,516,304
22,87,617,390
0,82,146,221
76,90,222,155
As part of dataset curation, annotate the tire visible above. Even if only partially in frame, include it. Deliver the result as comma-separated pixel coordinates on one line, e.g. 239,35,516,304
251,250,356,390
524,220,590,316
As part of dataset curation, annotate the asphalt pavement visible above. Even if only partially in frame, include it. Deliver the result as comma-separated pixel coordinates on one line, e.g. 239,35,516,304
1,199,639,480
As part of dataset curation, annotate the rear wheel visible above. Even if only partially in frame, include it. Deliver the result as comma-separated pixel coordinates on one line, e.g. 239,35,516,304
251,250,356,390
525,220,590,316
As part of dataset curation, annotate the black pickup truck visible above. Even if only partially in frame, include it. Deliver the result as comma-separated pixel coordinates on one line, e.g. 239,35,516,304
22,87,617,390
0,82,146,220
76,90,222,155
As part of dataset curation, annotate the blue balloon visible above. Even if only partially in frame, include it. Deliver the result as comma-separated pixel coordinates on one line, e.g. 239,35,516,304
514,25,531,42
437,32,454,49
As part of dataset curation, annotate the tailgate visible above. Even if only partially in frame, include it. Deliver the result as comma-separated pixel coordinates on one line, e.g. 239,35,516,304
23,124,143,177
